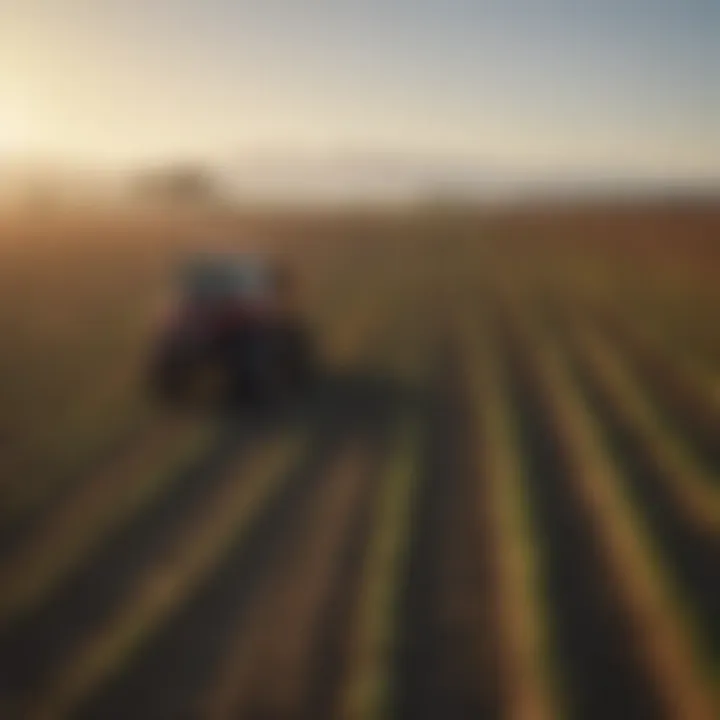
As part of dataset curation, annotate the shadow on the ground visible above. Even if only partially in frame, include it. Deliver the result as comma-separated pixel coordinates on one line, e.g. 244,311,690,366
72,364,420,720
165,363,425,434
0,363,422,719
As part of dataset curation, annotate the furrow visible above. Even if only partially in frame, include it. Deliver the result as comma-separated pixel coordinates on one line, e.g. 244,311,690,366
572,325,720,534
509,306,716,720
23,431,308,720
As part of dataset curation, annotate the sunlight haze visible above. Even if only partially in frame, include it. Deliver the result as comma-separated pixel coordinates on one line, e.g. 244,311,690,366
1,0,718,179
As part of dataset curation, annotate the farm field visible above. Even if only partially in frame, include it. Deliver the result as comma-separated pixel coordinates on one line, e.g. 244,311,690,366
0,203,718,719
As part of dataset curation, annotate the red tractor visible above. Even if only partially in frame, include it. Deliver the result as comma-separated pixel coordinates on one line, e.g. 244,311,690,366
148,253,316,405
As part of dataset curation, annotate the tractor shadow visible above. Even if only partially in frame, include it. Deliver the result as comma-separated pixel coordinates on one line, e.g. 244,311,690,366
68,366,424,719
0,363,423,717
171,362,426,441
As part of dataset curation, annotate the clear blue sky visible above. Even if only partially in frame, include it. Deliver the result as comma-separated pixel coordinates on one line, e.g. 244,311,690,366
1,0,718,176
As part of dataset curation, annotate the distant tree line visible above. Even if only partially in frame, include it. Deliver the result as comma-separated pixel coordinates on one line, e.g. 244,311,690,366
133,164,221,205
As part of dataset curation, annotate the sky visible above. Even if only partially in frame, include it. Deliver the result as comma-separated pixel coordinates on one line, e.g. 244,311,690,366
0,0,718,179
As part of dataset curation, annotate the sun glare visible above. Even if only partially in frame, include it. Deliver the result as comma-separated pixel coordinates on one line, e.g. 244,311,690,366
0,108,28,154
